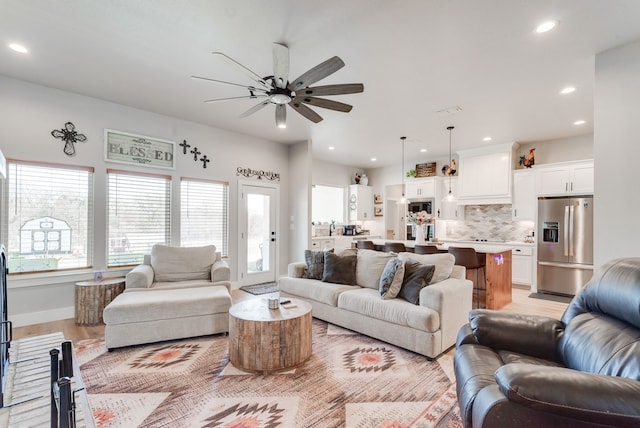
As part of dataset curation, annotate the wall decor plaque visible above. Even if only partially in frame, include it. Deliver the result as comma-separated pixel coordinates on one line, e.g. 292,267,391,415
415,162,436,177
104,129,175,169
236,166,280,181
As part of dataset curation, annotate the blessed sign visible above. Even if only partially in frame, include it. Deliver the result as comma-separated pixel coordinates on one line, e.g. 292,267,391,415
104,129,175,169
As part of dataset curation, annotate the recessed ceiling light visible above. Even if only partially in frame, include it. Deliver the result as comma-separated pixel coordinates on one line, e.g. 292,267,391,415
328,146,335,150
419,149,427,153
370,157,377,162
9,43,28,53
483,137,492,142
574,120,586,125
536,21,558,33
561,86,576,94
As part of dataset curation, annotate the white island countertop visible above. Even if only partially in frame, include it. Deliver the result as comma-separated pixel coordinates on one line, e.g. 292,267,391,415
367,239,532,254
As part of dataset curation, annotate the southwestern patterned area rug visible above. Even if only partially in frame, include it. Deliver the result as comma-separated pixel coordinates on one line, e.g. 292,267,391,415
75,320,462,428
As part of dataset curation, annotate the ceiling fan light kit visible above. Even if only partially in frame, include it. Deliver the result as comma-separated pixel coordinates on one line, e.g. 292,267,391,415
194,43,364,128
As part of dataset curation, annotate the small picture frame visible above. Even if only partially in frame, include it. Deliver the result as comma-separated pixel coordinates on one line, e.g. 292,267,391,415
374,194,383,204
374,206,383,217
93,271,103,282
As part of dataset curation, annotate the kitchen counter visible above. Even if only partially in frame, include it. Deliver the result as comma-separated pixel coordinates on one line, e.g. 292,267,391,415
368,239,524,254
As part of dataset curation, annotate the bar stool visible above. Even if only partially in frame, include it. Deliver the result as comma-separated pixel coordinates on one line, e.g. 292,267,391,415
384,242,406,253
414,244,438,254
448,247,485,308
356,240,375,250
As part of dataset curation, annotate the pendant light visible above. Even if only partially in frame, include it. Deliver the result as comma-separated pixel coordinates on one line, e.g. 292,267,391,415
445,126,456,202
400,136,406,204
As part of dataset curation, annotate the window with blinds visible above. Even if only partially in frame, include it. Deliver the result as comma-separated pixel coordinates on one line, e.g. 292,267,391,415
180,178,229,256
5,161,94,273
107,169,171,267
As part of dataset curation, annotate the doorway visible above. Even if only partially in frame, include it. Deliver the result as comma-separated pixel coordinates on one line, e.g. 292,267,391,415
238,182,278,285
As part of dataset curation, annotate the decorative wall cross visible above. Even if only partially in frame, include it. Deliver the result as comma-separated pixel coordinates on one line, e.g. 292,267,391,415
51,122,87,156
179,139,191,154
190,146,201,161
200,155,210,168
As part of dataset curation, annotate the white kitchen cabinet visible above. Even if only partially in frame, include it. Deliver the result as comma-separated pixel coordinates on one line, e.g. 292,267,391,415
512,169,536,221
310,238,334,251
405,177,436,199
457,142,515,205
535,160,594,196
511,246,533,286
438,177,465,220
348,185,373,221
333,236,355,253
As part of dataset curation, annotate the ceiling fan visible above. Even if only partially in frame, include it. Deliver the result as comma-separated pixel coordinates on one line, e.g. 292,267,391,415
192,43,364,128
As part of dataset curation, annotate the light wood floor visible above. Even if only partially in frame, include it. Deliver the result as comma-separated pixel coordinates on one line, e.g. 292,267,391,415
13,287,569,342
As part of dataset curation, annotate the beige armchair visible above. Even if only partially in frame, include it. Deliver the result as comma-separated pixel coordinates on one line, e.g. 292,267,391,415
125,244,230,291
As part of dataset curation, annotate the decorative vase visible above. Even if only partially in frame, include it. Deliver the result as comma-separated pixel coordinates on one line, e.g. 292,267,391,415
360,174,369,186
414,224,425,242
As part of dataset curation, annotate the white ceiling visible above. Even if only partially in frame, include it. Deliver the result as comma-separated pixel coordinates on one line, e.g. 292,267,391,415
2,0,640,168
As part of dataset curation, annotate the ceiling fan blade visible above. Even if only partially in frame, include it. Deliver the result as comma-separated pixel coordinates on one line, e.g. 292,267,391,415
239,100,271,118
289,101,323,123
204,94,267,103
191,75,268,92
298,83,364,97
298,96,352,112
275,104,286,128
211,52,270,89
288,56,345,91
273,43,289,89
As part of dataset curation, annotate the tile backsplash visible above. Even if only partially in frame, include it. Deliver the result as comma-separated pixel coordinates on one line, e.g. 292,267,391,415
444,204,534,242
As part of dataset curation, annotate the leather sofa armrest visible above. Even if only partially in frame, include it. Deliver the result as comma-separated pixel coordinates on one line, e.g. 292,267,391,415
469,309,564,362
496,363,640,427
211,259,230,283
288,262,307,278
125,264,154,289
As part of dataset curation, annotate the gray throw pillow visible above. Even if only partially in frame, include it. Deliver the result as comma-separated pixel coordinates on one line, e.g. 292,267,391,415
379,258,405,300
322,251,357,285
304,249,334,279
398,259,436,304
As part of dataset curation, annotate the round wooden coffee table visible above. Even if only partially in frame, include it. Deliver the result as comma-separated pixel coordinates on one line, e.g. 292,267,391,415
228,298,312,373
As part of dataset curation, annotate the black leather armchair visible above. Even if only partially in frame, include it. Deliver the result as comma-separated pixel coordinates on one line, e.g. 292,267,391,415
454,257,640,428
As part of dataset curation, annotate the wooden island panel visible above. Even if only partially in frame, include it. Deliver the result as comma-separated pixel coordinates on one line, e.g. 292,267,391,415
483,250,512,310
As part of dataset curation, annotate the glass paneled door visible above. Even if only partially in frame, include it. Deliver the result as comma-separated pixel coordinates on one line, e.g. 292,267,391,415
239,183,278,285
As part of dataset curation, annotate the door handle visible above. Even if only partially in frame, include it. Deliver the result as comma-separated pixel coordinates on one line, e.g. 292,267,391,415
271,238,276,242
569,205,574,257
563,206,569,256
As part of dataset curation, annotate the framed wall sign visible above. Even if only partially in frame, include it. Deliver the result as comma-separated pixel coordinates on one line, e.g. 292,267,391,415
104,129,175,169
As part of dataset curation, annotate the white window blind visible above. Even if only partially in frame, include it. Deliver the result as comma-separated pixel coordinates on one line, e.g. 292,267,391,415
107,169,171,267
5,160,94,273
180,178,229,256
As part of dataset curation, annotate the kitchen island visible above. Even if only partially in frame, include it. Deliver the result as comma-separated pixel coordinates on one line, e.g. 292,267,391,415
366,239,513,309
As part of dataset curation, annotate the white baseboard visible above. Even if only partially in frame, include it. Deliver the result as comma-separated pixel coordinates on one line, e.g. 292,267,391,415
10,306,75,327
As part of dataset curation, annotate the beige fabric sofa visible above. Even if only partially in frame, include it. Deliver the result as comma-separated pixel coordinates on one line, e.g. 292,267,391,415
125,244,230,290
104,244,232,349
279,250,473,359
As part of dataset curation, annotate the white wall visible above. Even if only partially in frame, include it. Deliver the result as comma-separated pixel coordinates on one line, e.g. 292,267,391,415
288,141,312,264
594,40,640,266
0,75,290,325
515,134,593,166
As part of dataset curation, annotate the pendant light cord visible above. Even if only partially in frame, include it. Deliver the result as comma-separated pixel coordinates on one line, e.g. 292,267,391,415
447,126,454,193
401,136,406,200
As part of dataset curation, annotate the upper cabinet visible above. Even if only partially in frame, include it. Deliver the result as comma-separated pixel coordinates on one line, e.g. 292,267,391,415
535,160,594,196
348,184,373,221
405,177,436,199
457,142,516,205
512,169,536,221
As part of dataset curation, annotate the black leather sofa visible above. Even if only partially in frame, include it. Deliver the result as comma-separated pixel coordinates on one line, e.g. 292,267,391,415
454,257,640,428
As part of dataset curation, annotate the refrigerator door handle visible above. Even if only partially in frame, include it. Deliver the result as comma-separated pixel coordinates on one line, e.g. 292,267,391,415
569,205,575,257
564,205,569,256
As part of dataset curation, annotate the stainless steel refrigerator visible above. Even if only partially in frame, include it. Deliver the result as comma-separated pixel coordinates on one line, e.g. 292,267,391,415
537,196,594,296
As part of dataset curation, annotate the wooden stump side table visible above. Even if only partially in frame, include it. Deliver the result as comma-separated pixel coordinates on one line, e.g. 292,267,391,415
228,298,312,373
75,277,126,326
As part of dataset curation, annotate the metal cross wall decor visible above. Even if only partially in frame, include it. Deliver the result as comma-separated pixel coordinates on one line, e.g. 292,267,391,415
51,122,87,156
181,139,213,169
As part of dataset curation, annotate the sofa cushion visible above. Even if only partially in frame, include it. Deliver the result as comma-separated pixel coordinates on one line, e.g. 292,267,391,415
279,277,360,307
356,249,395,289
304,249,333,280
398,259,436,304
398,252,455,284
379,258,405,300
322,251,357,285
151,244,216,282
338,288,440,332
